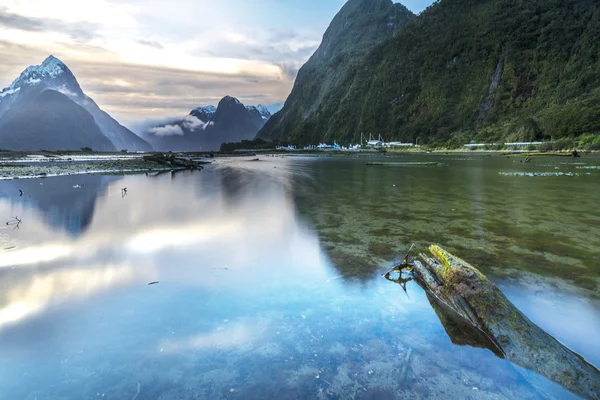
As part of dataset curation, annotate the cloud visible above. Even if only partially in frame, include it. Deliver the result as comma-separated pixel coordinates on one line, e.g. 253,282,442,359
0,2,331,123
182,115,213,132
134,115,214,140
0,10,97,41
275,62,302,81
196,29,319,76
138,39,164,49
0,42,294,123
127,116,183,136
0,0,137,27
149,124,184,137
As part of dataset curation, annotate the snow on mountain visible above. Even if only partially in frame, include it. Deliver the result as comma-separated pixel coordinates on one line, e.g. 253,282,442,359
28,55,66,79
1,55,84,101
190,105,217,122
256,105,272,120
246,105,271,121
222,95,242,105
0,87,20,98
0,55,152,152
192,105,217,114
145,96,272,151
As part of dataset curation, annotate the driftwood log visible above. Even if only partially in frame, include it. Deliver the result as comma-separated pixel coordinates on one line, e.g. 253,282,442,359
143,154,206,170
412,245,600,399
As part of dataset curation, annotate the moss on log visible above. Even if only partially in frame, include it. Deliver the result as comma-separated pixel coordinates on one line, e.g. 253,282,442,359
413,245,600,399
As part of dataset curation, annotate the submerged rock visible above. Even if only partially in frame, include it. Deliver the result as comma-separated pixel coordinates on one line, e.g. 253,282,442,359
412,245,600,399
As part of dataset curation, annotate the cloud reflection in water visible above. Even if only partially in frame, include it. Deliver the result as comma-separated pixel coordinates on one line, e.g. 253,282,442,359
0,263,144,331
0,159,326,335
160,321,267,353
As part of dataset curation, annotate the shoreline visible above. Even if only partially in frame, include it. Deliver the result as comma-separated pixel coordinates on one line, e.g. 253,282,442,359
0,153,210,180
0,150,597,180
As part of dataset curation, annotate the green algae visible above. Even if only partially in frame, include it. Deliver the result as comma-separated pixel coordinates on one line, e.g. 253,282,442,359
319,231,361,245
367,241,395,259
291,155,600,296
327,249,379,277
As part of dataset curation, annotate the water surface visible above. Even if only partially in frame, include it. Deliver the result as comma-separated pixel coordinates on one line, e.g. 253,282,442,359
0,155,598,399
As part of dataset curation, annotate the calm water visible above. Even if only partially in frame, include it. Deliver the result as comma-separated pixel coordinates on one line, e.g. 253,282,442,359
0,155,599,399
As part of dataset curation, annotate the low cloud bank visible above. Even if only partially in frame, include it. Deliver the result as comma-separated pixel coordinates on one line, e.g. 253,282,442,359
182,115,213,132
149,124,184,137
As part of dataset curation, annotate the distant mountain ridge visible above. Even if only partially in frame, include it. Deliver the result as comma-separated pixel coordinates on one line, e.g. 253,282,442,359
0,56,152,152
144,96,272,151
259,0,600,146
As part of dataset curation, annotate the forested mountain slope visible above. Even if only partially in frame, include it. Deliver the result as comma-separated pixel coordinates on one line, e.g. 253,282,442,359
259,0,600,147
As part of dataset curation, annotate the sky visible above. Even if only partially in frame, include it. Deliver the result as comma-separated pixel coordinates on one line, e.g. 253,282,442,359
0,0,434,124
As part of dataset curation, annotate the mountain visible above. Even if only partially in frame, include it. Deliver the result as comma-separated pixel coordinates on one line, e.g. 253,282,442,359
190,105,217,122
250,105,272,121
144,96,271,151
0,56,152,152
257,0,415,143
258,0,600,147
0,90,115,151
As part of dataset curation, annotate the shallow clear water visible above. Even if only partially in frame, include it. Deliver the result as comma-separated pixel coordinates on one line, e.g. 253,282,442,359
0,155,598,399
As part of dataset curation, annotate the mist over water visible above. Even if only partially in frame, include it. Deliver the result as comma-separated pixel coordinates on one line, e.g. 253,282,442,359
0,155,598,399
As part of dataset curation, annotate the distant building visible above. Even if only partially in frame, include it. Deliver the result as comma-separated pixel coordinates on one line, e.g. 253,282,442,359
367,140,384,148
276,145,296,151
386,142,415,148
504,142,546,148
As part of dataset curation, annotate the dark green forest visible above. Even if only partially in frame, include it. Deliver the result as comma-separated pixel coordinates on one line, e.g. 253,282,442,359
259,0,600,149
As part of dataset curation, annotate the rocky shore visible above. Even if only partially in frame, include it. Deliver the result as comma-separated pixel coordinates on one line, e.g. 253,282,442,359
0,153,208,180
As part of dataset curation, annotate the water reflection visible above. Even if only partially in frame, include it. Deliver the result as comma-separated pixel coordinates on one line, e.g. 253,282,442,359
161,320,267,353
424,290,504,358
0,175,121,235
0,263,142,332
0,156,596,399
0,159,323,334
290,155,600,290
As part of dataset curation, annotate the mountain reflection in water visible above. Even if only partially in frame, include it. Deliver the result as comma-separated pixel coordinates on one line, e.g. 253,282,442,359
0,156,597,399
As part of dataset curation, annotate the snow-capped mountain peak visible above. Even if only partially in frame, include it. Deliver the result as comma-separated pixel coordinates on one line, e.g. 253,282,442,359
244,104,271,121
256,104,271,120
1,55,82,100
190,105,217,122
0,56,152,152
222,95,242,105
39,55,67,77
9,56,66,87
245,105,270,121
192,105,217,114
